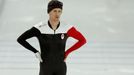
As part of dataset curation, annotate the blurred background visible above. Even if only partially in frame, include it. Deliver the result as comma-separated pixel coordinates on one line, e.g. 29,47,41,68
0,0,134,75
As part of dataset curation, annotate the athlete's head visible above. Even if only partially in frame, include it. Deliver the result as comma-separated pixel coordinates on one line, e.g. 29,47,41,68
47,0,63,21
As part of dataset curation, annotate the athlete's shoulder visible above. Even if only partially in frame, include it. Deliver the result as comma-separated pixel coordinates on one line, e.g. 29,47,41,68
32,21,50,34
33,21,47,29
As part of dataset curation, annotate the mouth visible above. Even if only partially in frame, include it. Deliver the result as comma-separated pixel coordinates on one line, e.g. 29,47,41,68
56,16,59,19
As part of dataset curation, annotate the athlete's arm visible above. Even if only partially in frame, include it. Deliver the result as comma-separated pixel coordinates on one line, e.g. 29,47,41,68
17,27,40,53
65,26,87,60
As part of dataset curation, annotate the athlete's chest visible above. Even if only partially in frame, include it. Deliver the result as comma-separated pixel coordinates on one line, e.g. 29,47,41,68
34,21,72,43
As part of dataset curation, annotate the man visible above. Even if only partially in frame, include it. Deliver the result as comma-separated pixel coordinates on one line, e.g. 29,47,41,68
17,0,86,75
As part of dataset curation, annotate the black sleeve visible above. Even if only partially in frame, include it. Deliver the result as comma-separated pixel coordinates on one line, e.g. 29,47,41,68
17,27,41,53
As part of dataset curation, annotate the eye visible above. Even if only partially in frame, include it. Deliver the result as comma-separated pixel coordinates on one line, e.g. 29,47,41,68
58,10,61,13
53,10,57,12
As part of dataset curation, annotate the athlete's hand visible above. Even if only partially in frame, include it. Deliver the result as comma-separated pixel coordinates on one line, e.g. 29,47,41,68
35,52,43,62
64,53,69,62
64,57,67,62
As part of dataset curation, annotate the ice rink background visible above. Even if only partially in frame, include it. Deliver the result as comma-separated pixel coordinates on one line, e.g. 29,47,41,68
0,0,134,75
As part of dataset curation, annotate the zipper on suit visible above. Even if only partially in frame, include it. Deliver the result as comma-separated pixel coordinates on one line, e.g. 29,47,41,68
54,30,56,34
53,30,56,39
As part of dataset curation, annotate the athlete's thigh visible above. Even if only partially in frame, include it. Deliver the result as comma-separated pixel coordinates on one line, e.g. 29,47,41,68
55,62,67,75
39,62,52,75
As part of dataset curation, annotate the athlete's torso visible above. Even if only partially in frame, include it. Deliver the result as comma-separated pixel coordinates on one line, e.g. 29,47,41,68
34,21,73,63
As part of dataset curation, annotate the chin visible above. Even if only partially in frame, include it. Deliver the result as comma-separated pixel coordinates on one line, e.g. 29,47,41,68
54,18,60,21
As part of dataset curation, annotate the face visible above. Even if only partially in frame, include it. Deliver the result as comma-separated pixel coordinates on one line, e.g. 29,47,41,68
49,8,62,21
